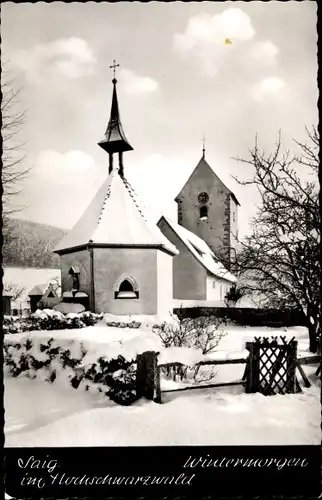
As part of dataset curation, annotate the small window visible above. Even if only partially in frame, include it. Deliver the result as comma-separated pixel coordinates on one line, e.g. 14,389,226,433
199,205,208,221
212,281,216,289
233,212,235,222
189,241,204,257
68,266,80,276
115,278,139,299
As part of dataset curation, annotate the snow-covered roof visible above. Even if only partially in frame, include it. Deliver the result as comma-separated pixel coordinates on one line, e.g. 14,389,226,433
28,284,48,296
28,282,58,297
160,216,237,283
54,169,178,256
63,291,88,298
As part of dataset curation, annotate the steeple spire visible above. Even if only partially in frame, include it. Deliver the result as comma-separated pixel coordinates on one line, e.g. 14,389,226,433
98,60,133,177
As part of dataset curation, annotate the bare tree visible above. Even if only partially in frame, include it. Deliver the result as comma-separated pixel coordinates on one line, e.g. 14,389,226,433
4,282,25,301
231,127,320,352
1,64,29,236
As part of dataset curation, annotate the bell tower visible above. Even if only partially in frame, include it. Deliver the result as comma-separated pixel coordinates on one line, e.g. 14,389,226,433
174,144,240,269
98,60,133,178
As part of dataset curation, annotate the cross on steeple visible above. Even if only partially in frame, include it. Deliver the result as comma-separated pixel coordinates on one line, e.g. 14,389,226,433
110,59,120,80
202,133,206,158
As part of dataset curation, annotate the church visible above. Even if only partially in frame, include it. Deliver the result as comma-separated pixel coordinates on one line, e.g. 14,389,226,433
54,66,238,316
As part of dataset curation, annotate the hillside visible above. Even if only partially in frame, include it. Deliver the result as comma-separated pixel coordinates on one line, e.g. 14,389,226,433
2,219,68,268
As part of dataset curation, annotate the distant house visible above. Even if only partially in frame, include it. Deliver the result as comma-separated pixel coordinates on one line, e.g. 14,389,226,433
28,283,59,313
2,292,12,315
158,216,236,305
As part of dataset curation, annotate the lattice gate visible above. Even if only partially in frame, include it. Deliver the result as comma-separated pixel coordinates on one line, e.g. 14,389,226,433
245,337,299,395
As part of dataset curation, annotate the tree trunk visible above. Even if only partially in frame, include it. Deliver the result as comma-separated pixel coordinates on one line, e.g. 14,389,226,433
308,319,318,353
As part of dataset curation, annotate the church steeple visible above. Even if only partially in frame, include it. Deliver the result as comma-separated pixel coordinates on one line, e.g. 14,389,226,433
98,60,133,177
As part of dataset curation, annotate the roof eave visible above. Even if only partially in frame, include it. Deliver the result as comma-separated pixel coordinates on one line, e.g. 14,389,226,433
55,241,178,257
230,192,240,206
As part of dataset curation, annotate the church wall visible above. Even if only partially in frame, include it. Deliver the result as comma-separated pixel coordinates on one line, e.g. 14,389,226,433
158,219,207,300
93,247,158,315
156,250,174,317
176,162,232,262
60,250,91,296
206,276,231,304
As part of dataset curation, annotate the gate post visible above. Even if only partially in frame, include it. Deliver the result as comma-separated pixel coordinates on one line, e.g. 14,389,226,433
286,340,297,393
245,341,260,393
136,351,161,402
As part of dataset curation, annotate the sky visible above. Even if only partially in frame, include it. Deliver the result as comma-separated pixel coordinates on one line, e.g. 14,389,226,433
1,1,318,237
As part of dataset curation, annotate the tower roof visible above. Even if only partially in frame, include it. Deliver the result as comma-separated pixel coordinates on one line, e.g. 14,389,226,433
54,169,178,255
175,156,240,206
98,78,133,154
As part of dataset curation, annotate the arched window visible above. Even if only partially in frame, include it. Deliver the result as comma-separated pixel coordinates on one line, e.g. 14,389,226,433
114,276,139,299
199,205,208,221
68,266,80,292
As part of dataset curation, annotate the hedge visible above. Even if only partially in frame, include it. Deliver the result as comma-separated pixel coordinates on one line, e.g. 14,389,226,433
4,335,137,406
3,310,104,334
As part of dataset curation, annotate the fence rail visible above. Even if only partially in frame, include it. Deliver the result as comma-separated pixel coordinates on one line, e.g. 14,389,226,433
136,339,319,403
162,380,244,394
159,357,247,369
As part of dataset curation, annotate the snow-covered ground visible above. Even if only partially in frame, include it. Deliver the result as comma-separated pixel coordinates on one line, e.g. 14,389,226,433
4,322,321,447
4,373,320,446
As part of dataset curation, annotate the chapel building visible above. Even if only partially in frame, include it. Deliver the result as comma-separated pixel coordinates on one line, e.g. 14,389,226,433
55,68,238,314
54,74,178,316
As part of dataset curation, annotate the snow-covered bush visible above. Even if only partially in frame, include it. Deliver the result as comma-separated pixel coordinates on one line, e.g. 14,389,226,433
3,310,104,334
154,314,226,354
153,315,227,382
4,336,137,406
105,320,141,329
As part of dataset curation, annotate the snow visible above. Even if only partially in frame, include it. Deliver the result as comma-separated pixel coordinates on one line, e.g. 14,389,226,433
55,170,178,255
162,216,236,283
159,347,206,365
4,375,320,447
4,322,320,446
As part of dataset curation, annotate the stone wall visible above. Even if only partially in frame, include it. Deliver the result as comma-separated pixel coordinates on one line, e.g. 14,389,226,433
158,218,207,300
93,247,158,315
156,250,174,317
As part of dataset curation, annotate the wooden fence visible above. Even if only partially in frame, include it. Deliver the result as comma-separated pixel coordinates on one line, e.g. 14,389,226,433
135,337,319,403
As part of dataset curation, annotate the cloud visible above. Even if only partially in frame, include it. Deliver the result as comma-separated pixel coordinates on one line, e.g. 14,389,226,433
248,40,279,65
119,68,159,95
34,150,96,184
126,153,191,221
12,37,96,83
251,77,286,101
174,8,255,75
